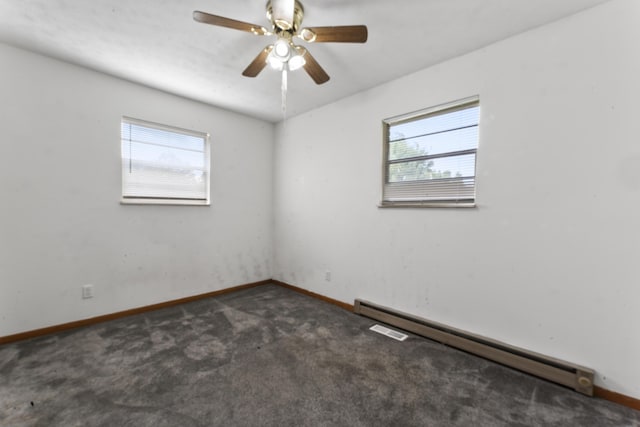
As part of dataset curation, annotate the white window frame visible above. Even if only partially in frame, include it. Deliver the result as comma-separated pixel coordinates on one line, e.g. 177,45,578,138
120,116,210,206
380,96,480,208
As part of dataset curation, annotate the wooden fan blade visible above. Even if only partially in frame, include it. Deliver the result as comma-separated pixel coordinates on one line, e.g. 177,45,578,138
300,48,330,85
193,11,269,36
242,46,273,77
299,25,368,43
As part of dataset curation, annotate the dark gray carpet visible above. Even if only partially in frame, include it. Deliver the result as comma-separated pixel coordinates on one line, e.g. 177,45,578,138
0,284,638,426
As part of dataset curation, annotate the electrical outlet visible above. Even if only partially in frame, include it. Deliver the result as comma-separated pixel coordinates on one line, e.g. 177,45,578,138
82,284,94,299
325,271,331,282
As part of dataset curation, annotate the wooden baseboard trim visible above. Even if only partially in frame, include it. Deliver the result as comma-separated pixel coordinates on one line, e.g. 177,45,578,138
271,280,354,312
0,279,271,346
594,386,640,411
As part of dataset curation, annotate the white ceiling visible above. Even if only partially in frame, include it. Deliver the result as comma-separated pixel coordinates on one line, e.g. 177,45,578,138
0,0,610,122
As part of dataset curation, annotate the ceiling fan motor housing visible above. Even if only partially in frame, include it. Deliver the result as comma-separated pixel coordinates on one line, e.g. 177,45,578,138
266,0,305,33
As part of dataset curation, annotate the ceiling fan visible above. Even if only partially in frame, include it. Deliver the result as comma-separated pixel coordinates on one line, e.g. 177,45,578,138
193,0,368,85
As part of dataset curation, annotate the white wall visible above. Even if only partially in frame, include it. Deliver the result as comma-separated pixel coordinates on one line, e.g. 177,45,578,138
273,0,640,399
0,43,274,337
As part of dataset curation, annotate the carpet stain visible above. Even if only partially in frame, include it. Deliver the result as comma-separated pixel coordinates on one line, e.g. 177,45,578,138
184,334,228,361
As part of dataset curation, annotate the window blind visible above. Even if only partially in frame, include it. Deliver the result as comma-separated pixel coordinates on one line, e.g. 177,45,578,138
121,117,209,203
382,97,480,207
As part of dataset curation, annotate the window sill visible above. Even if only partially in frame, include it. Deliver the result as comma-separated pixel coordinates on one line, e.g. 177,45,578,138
120,198,210,206
378,201,476,209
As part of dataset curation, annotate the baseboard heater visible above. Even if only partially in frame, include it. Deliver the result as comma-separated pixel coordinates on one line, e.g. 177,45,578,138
354,299,594,396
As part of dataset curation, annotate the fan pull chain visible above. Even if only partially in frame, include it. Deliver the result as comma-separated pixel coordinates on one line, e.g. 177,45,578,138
281,69,288,119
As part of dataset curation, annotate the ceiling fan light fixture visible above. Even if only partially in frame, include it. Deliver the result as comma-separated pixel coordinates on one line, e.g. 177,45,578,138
267,54,284,70
267,43,305,71
288,54,306,71
273,38,291,60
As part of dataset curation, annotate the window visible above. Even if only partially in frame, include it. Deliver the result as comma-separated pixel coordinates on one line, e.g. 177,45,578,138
381,96,480,207
121,117,210,205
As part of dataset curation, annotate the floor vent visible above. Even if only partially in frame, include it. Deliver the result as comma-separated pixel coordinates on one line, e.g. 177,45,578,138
354,299,594,396
369,324,409,341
